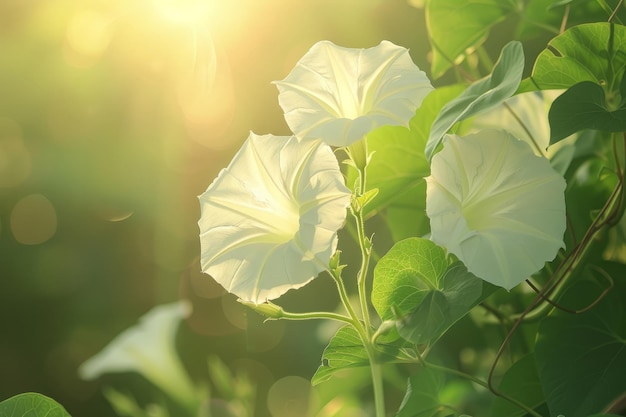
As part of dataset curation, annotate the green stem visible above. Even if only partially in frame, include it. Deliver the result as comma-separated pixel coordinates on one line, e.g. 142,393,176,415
330,267,386,417
355,204,373,334
596,0,624,24
280,310,354,325
342,139,386,417
502,101,544,157
476,46,494,76
329,269,363,331
368,356,386,417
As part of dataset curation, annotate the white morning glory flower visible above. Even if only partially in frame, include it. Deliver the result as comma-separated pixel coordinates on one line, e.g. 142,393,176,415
78,301,198,409
274,40,433,147
468,90,563,157
425,130,566,290
198,132,351,304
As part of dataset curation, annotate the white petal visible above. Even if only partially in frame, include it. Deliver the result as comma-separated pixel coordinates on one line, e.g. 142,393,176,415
198,133,351,303
274,40,433,147
426,130,566,290
468,90,564,157
78,301,196,407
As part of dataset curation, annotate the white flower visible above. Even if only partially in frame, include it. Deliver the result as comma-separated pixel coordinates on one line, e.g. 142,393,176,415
78,301,197,409
425,130,566,290
198,132,351,304
468,90,563,157
274,40,433,147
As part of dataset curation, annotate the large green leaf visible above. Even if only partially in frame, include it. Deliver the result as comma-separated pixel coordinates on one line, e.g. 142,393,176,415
425,0,517,78
425,41,525,160
522,22,626,91
351,124,429,218
0,393,71,417
347,85,464,221
372,238,491,344
383,181,429,242
379,85,465,240
491,354,546,417
516,0,624,40
395,367,446,417
548,78,626,144
311,326,406,385
535,266,626,417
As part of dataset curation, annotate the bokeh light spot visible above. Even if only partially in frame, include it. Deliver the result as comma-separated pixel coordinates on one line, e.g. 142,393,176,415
267,376,312,417
10,194,58,245
221,295,247,330
0,118,31,188
64,10,113,67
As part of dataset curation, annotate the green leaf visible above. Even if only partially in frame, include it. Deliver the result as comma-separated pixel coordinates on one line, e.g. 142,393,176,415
395,367,446,417
522,22,626,92
425,41,525,160
372,238,491,344
311,326,405,385
384,181,429,242
586,415,623,417
491,354,546,417
395,262,492,345
535,265,626,417
0,393,72,417
348,125,428,218
425,0,517,78
548,79,626,144
347,85,464,220
516,0,620,39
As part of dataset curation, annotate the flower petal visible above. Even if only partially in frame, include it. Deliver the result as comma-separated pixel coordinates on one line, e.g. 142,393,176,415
425,130,566,290
198,133,351,303
274,40,433,147
78,301,197,408
468,90,564,157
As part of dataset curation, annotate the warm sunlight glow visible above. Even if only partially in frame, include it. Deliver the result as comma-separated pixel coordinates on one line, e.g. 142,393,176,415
64,10,113,67
153,0,212,26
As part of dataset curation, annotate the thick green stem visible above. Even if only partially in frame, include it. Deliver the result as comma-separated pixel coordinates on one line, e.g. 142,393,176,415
368,355,386,417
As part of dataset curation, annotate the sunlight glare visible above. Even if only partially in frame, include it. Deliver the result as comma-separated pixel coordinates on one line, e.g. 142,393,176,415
153,0,212,26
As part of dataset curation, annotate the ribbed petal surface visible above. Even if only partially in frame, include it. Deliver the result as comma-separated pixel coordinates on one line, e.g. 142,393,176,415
426,130,566,289
199,133,351,303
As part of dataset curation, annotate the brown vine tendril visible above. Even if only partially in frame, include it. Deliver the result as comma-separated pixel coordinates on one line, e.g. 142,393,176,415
560,4,570,34
524,264,614,314
609,0,624,23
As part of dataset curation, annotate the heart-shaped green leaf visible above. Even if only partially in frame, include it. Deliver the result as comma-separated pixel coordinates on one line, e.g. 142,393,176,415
521,22,626,92
535,265,626,417
426,41,524,160
0,393,71,417
549,78,626,145
395,367,446,417
491,354,546,417
311,326,407,385
372,238,493,344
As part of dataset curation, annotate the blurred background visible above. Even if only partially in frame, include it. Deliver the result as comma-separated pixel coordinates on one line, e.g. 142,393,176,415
0,0,432,415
